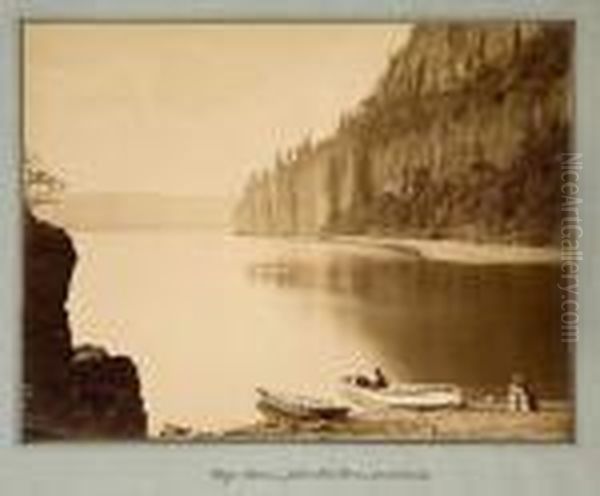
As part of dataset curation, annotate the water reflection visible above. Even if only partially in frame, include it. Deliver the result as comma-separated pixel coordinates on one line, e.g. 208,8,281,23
250,251,570,398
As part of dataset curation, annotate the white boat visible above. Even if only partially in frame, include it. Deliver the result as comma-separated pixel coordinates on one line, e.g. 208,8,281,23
255,387,350,421
340,378,464,411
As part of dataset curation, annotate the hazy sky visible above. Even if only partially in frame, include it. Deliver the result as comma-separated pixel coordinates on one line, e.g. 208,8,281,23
25,23,411,198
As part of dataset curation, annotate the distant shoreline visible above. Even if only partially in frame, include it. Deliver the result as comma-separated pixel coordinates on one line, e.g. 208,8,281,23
40,218,564,265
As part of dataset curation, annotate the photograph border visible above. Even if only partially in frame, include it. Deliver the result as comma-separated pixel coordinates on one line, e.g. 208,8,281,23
2,0,599,494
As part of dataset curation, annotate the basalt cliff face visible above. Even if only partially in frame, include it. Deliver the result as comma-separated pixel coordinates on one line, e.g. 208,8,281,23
233,22,573,245
24,212,148,440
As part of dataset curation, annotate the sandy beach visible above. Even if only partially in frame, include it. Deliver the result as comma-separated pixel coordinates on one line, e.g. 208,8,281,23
210,404,573,443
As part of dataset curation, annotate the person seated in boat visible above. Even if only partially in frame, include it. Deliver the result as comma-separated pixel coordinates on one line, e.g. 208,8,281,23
373,367,389,389
352,367,389,389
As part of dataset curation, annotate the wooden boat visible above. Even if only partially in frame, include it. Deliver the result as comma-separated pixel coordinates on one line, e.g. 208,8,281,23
255,387,350,421
340,377,464,411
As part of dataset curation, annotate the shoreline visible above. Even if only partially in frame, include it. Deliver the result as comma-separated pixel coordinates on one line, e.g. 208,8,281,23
154,403,573,443
42,223,563,266
221,411,573,442
321,235,562,265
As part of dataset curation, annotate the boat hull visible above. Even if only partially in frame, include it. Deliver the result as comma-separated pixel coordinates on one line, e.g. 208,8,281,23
340,383,464,411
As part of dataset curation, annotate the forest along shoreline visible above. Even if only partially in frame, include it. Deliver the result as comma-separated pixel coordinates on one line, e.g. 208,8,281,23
233,24,572,255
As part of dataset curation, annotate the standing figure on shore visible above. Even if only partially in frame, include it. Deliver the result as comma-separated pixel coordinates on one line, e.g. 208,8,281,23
507,373,538,412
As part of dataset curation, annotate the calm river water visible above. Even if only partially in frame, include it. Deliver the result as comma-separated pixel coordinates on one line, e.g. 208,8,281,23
67,230,570,433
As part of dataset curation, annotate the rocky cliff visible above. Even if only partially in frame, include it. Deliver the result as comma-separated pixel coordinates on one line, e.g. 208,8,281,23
24,212,148,440
233,22,573,246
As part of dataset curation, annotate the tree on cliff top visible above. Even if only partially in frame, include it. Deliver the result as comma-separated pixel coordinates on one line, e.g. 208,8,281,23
23,153,66,207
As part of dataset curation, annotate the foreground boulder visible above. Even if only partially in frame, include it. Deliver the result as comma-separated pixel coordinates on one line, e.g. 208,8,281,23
69,345,147,438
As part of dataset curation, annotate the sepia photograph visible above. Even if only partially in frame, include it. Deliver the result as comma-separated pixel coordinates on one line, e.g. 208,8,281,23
22,21,575,442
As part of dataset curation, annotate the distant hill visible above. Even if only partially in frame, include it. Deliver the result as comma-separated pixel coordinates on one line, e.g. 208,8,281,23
37,193,230,230
233,22,573,246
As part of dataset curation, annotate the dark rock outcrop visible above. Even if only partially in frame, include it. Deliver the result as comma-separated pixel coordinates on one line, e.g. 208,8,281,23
24,211,76,428
23,212,147,440
68,345,147,438
233,22,573,246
